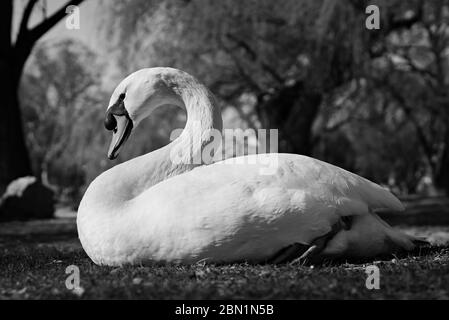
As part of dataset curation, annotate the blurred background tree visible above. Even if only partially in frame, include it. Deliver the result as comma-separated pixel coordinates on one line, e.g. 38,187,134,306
105,0,446,194
106,0,361,156
4,0,449,212
20,39,105,206
19,38,186,207
0,0,85,194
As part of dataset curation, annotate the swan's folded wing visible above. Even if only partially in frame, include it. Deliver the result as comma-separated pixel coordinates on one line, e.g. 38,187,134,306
304,156,404,212
217,153,404,214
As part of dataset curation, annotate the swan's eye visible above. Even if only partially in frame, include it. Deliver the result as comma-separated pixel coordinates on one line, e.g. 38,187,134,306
104,112,117,131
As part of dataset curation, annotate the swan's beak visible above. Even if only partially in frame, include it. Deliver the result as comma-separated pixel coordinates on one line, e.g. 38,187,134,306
107,116,133,160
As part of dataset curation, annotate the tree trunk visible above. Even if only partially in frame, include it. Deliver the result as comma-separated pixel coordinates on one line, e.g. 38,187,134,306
0,0,85,196
282,91,321,155
435,130,449,195
259,82,322,156
0,61,32,193
0,1,35,194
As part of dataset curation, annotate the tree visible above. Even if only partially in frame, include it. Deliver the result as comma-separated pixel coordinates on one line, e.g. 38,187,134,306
20,39,103,204
358,0,449,193
105,0,363,156
19,37,188,206
0,0,85,193
105,0,449,194
106,0,428,157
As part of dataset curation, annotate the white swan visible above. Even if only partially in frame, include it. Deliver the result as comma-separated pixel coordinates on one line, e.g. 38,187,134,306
77,67,421,266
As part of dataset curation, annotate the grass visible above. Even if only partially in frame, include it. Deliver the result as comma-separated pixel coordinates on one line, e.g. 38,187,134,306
0,216,449,299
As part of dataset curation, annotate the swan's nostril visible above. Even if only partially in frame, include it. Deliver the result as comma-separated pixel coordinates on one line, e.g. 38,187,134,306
104,112,117,131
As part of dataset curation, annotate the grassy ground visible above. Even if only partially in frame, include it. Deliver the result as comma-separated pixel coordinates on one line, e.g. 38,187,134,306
1,213,449,299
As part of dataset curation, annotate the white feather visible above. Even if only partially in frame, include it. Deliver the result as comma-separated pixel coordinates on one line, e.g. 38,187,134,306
77,68,417,266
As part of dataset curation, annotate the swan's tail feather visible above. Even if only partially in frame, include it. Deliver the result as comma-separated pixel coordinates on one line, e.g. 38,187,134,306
352,174,405,212
323,213,425,258
384,229,415,252
364,184,404,212
373,213,429,251
370,213,417,252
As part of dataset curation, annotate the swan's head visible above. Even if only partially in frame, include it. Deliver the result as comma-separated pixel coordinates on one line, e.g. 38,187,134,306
104,68,186,159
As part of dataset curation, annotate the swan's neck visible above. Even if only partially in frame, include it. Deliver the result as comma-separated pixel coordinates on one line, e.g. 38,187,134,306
170,79,222,168
96,77,222,202
77,70,223,264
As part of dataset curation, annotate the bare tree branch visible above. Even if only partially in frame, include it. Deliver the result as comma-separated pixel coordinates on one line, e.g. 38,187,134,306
225,33,284,84
17,0,39,43
218,37,265,93
13,0,86,77
17,0,84,47
27,0,85,44
384,82,436,171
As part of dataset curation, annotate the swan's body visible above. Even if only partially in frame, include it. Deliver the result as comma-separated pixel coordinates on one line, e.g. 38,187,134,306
77,67,419,266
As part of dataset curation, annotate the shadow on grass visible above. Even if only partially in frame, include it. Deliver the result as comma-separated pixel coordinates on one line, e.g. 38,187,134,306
0,230,78,245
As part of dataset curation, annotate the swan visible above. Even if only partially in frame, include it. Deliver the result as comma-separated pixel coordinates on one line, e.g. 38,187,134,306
77,67,422,266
